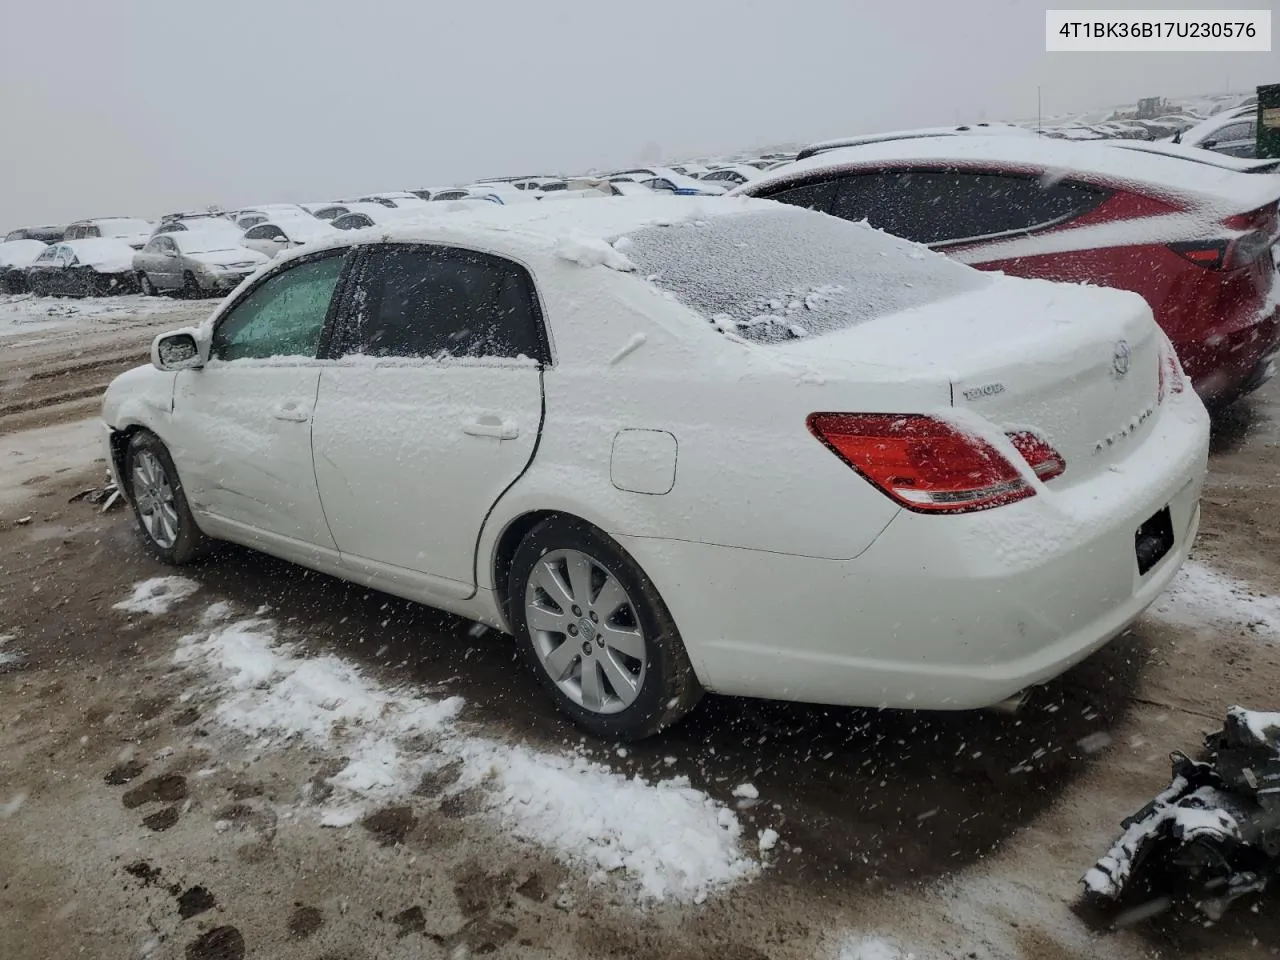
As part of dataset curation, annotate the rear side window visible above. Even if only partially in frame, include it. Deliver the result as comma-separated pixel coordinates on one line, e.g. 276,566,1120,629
824,170,1109,245
1211,122,1254,144
622,205,989,345
331,244,547,362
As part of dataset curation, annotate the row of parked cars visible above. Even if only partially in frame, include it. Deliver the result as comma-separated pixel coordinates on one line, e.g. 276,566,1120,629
0,159,776,299
4,101,1276,411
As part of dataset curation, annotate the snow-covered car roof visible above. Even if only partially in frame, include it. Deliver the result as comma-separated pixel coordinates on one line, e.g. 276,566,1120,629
0,238,48,268
72,217,152,236
795,123,1034,160
1104,140,1280,175
271,196,766,262
170,230,248,253
739,136,1280,213
271,218,338,242
58,238,138,271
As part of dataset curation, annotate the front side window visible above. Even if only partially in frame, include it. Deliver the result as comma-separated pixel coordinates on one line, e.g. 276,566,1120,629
432,191,467,201
211,253,346,361
331,244,546,362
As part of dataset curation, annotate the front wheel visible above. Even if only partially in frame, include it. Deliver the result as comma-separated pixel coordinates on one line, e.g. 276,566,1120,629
509,516,702,740
125,431,211,565
138,272,157,296
182,271,202,299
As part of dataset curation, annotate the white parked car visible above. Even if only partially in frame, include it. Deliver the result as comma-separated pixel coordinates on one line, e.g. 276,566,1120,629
64,217,154,250
102,197,1208,740
241,218,336,258
133,232,269,297
697,163,765,188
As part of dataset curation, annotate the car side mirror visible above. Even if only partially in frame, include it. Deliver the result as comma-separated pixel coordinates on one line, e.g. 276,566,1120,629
273,236,289,243
152,328,205,372
1201,138,1217,148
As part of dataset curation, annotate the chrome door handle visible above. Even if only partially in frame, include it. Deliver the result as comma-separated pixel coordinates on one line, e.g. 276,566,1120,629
273,400,311,422
462,415,519,439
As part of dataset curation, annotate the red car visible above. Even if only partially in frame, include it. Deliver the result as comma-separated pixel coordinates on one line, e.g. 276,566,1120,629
735,136,1280,406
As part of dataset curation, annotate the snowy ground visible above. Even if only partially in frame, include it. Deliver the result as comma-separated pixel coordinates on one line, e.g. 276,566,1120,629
0,311,1278,958
0,293,196,341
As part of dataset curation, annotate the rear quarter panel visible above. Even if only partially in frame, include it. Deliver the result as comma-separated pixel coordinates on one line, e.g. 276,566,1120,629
478,260,928,589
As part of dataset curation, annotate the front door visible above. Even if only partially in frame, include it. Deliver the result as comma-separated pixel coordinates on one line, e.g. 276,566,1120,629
167,250,350,558
311,242,547,593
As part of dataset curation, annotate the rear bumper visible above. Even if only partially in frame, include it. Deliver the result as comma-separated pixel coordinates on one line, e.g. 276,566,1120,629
1181,303,1280,403
620,391,1210,710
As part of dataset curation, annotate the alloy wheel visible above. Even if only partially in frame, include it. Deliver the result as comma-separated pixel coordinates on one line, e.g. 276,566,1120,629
131,450,179,549
523,548,647,715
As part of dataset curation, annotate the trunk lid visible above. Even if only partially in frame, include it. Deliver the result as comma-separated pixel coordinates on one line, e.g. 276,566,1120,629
774,275,1163,488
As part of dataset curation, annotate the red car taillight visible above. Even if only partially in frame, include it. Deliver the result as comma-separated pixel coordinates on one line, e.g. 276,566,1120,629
1157,340,1186,404
1006,430,1067,481
807,413,1064,514
1169,231,1276,271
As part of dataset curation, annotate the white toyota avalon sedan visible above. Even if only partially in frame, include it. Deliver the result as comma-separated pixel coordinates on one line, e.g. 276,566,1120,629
101,196,1210,740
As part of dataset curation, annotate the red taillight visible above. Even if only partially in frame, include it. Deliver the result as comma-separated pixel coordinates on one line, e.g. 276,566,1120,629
1170,231,1277,271
1157,340,1185,404
1006,430,1066,481
807,413,1062,514
1168,240,1228,270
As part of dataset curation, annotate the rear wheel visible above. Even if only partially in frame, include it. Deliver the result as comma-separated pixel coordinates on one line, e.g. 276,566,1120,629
509,516,702,740
125,431,211,565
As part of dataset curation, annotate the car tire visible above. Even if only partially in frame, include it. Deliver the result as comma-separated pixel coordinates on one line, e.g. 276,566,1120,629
124,431,212,565
182,271,202,299
138,273,157,297
509,515,702,741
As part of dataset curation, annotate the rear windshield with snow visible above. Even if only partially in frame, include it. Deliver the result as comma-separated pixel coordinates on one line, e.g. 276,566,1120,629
620,205,990,344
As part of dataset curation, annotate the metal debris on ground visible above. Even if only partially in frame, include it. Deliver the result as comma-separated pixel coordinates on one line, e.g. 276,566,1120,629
1083,706,1280,920
69,474,123,513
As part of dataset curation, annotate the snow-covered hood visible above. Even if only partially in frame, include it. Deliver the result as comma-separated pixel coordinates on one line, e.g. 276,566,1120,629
0,239,47,268
187,247,269,269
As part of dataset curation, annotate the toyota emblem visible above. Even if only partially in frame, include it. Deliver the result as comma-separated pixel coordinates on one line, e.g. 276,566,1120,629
1112,340,1131,378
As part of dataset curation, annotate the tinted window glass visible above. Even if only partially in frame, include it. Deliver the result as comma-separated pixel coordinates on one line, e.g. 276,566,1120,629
334,244,545,361
432,191,467,201
826,171,1108,245
211,253,345,361
761,180,838,212
1212,122,1254,143
333,214,374,230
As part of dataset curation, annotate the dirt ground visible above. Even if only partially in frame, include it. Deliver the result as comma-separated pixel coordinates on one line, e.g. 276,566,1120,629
1,300,1278,960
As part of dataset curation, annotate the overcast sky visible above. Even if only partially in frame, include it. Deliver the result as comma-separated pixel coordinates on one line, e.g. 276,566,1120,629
0,0,1275,225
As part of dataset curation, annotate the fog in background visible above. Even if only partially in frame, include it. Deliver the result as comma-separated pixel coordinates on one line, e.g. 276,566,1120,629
0,0,1274,224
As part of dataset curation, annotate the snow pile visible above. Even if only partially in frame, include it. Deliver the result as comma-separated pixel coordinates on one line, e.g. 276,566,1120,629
113,576,201,615
451,739,755,900
838,936,911,960
1148,560,1280,639
552,231,635,271
171,607,757,902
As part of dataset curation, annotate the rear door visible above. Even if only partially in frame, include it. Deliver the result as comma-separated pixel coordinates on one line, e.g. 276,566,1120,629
167,250,349,557
310,242,547,593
